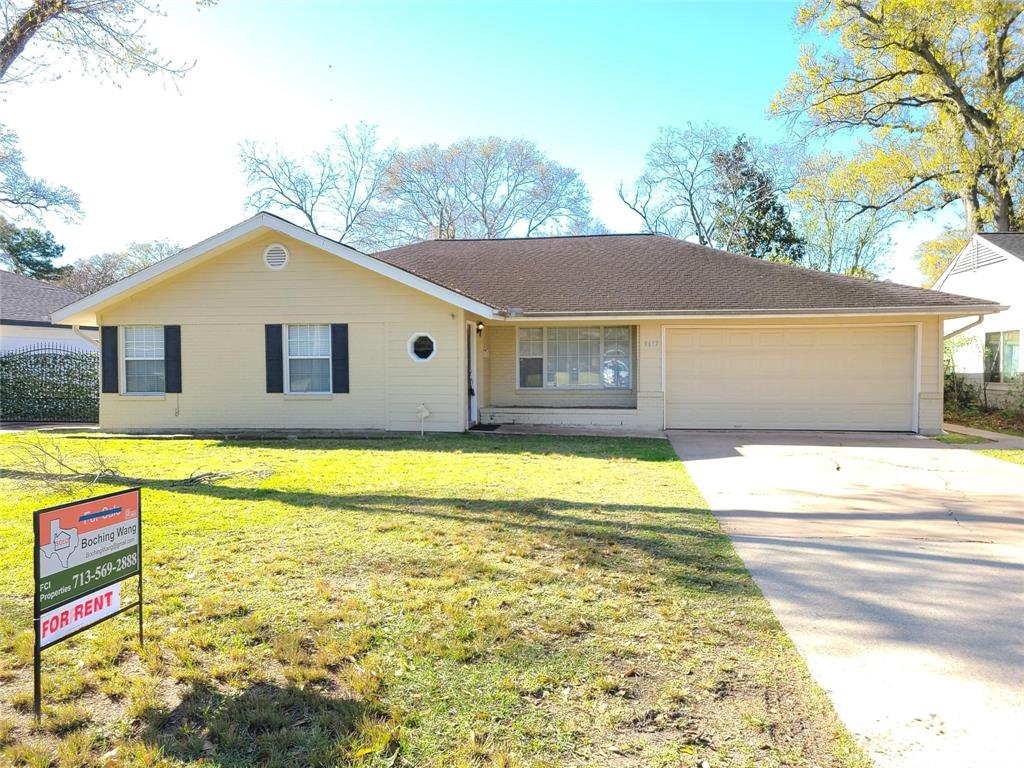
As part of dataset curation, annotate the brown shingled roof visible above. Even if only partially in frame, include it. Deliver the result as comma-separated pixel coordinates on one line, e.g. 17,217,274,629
372,234,997,315
0,269,83,323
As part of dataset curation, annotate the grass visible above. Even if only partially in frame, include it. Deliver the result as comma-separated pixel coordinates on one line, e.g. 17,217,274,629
982,449,1024,467
0,432,867,768
933,432,992,445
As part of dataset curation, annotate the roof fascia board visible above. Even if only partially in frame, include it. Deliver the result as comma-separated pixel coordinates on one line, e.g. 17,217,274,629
53,213,498,324
498,306,1007,322
931,237,975,289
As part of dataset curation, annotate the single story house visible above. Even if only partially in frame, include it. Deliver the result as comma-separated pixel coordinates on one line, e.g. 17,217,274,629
0,270,98,353
52,213,1003,435
933,233,1021,406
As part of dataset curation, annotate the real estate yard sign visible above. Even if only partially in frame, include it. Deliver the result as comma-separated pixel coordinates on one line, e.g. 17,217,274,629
33,488,143,717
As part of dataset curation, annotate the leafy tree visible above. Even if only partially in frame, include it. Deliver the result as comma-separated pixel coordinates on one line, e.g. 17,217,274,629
711,137,805,261
915,229,968,286
0,215,66,278
0,0,215,88
0,125,80,221
620,125,803,259
772,1,1024,233
57,240,179,295
790,152,899,276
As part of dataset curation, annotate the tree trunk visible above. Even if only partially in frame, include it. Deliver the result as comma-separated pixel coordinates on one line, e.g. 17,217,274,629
0,0,67,83
961,184,982,235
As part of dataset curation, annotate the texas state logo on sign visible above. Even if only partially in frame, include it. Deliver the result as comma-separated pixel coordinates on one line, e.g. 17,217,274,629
36,488,141,612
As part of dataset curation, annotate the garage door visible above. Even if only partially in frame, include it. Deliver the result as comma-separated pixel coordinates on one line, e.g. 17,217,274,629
664,325,916,431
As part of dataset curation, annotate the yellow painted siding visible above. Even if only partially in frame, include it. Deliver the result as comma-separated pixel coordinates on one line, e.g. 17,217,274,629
98,233,466,432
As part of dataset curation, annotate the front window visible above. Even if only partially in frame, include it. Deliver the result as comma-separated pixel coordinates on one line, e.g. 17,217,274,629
124,326,165,394
517,326,633,389
985,330,1020,383
286,324,331,393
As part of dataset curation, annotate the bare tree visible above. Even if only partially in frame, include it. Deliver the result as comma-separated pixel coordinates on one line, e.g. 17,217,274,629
374,136,591,246
57,239,179,294
0,125,79,221
621,124,801,259
445,137,591,238
0,0,214,88
240,123,393,246
619,123,729,243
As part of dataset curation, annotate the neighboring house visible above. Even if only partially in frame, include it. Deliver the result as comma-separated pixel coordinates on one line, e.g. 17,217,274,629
933,233,1023,406
53,213,1001,435
0,270,98,353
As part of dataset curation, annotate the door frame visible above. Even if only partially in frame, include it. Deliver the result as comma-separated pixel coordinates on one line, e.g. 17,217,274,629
466,321,478,426
660,321,922,433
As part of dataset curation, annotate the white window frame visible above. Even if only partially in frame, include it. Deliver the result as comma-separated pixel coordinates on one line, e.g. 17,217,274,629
515,326,635,391
407,332,437,362
985,329,1021,383
121,325,166,395
283,323,333,394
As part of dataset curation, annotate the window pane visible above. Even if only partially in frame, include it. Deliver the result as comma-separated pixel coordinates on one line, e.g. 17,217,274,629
603,326,632,388
545,327,601,386
519,357,543,388
518,327,543,357
125,359,165,393
289,358,331,392
288,324,330,357
1003,331,1020,380
412,335,435,360
124,326,164,359
985,333,1002,383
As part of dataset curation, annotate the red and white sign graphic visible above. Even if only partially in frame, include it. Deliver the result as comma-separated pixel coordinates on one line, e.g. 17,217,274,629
38,584,121,648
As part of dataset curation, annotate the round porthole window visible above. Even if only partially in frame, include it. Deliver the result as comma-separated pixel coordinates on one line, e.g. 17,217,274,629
408,333,436,362
263,243,289,270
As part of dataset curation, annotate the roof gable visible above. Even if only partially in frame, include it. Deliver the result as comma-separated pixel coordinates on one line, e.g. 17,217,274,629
52,213,498,325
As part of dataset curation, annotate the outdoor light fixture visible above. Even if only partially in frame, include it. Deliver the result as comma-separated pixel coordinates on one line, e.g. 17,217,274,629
476,321,484,335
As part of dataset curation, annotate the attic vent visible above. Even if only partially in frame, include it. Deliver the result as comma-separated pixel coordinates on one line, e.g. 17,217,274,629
263,243,289,270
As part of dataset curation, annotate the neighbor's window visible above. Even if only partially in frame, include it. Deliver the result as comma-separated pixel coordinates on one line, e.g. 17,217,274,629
124,326,165,394
286,324,331,393
985,330,1020,383
517,326,633,389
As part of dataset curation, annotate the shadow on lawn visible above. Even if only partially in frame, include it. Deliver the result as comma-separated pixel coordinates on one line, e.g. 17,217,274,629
142,680,373,768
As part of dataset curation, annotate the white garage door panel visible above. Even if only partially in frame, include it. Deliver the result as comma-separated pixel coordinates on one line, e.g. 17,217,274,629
665,326,916,431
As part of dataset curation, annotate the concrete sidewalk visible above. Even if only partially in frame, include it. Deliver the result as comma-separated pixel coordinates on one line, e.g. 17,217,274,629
943,422,1024,449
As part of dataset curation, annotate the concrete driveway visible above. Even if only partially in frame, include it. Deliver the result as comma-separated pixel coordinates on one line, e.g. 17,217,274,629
668,431,1024,768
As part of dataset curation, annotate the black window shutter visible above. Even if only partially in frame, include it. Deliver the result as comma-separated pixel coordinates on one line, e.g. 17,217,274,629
265,324,284,393
101,326,118,393
164,325,182,393
331,323,349,394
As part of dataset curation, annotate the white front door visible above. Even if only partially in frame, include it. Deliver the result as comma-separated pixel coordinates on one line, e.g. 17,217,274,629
466,322,478,426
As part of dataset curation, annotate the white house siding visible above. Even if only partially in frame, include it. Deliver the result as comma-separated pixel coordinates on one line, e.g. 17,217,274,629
0,324,98,353
936,245,1022,406
97,233,465,432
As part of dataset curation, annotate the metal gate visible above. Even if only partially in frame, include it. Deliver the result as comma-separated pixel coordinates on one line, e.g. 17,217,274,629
0,343,99,423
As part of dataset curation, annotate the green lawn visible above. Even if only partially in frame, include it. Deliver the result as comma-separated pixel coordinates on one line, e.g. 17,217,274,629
982,449,1024,467
0,433,865,768
932,432,992,445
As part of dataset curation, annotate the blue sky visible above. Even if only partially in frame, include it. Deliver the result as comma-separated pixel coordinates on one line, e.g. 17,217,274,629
2,0,951,284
